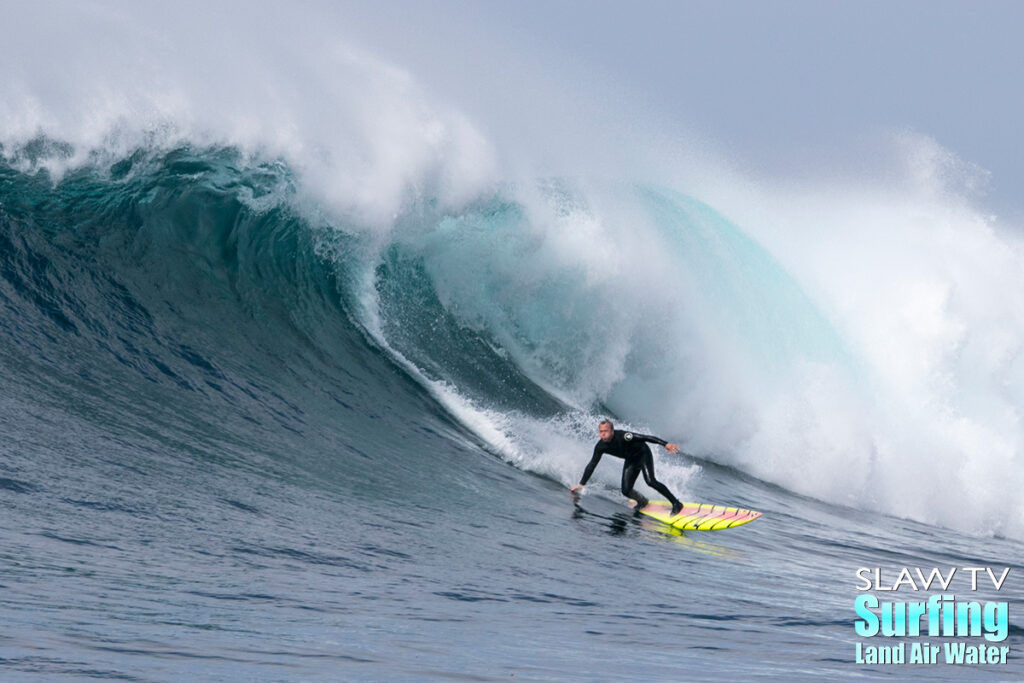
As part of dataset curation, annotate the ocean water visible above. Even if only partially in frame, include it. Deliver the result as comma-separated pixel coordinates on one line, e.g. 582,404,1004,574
2,4,1023,681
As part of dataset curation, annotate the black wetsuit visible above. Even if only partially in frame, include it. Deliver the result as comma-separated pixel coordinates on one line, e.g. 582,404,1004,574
578,430,682,510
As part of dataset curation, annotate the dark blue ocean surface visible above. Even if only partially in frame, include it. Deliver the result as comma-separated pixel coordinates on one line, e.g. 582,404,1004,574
1,150,1021,681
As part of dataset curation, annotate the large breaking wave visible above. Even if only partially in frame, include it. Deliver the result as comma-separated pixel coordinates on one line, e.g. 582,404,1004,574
3,1,1023,540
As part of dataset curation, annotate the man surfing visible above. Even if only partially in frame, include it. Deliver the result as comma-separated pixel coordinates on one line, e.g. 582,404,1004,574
570,419,684,516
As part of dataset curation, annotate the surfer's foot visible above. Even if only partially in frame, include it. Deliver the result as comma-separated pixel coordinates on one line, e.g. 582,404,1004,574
670,501,683,516
635,497,649,510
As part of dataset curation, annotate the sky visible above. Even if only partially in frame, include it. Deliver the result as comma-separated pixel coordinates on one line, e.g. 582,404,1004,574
330,0,1024,218
5,0,1022,217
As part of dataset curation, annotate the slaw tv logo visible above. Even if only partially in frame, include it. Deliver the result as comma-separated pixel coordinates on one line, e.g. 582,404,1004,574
853,567,1012,666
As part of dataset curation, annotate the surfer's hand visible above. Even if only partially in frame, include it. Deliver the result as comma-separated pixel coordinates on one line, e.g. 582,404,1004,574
665,443,680,454
570,484,583,493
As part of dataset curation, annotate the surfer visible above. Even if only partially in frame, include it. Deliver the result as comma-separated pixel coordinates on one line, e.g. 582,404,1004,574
570,419,684,516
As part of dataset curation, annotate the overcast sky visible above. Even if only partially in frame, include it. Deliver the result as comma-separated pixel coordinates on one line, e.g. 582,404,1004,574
332,0,1024,217
7,1,1022,217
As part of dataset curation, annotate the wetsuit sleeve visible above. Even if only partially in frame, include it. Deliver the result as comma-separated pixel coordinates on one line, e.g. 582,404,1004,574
579,443,604,485
631,432,668,447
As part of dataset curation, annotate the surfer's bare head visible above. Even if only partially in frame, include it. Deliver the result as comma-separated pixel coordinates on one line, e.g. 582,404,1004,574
598,419,614,442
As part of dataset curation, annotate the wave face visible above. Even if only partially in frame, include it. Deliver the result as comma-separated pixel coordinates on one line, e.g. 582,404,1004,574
4,137,1022,540
371,172,1024,540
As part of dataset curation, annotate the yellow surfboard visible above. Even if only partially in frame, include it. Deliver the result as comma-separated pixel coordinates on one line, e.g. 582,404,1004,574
638,500,762,531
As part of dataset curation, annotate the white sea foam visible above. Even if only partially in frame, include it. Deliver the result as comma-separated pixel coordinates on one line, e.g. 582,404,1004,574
1,1,496,225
